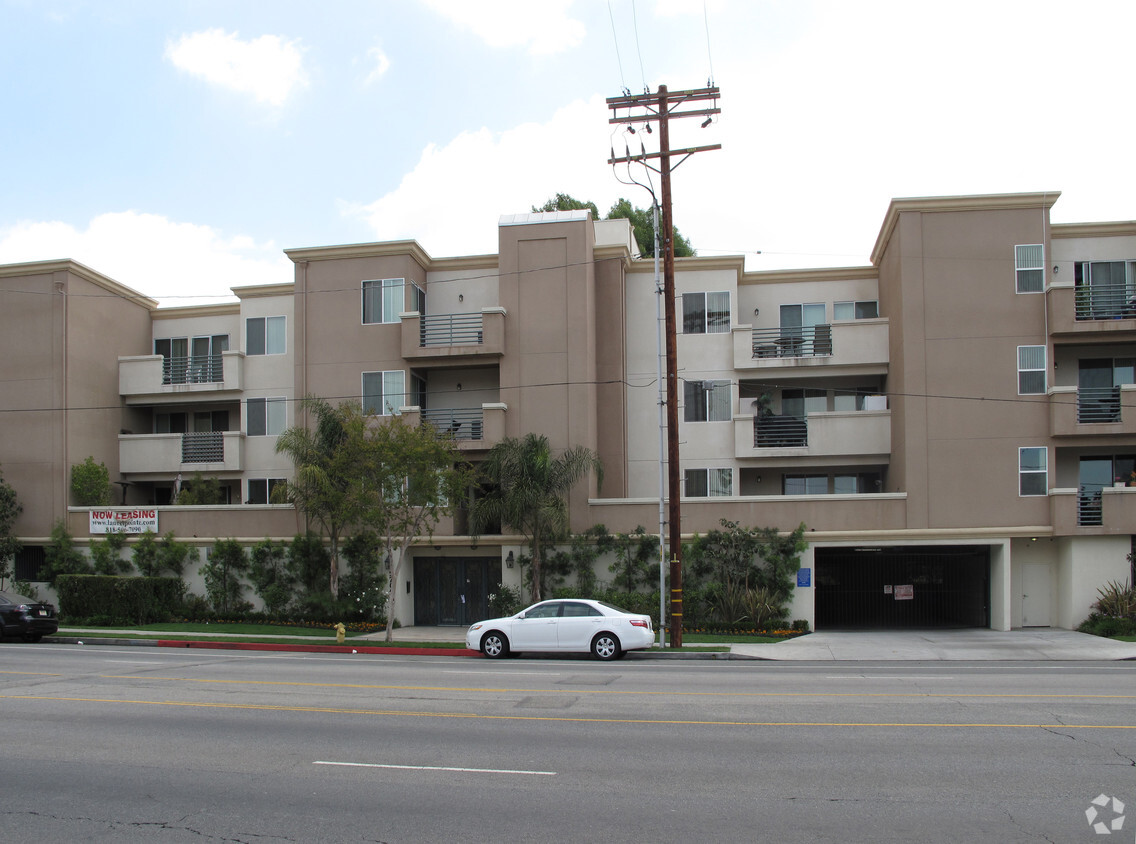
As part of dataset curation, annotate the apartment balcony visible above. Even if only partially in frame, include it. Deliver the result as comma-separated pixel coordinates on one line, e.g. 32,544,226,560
120,352,245,404
1049,385,1136,438
733,319,889,376
1047,283,1136,339
119,431,245,475
400,403,507,452
588,493,908,536
1051,486,1136,534
734,409,891,461
401,308,505,367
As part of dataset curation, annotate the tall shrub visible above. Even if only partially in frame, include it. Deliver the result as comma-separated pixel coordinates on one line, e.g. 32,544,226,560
200,539,250,614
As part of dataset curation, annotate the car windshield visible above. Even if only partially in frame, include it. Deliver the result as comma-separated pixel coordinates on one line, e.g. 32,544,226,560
0,591,35,605
595,600,633,615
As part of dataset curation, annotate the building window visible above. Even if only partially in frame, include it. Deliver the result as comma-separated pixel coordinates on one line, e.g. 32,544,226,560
1018,346,1046,395
247,478,285,504
1015,245,1044,293
363,278,405,324
247,316,286,355
833,301,878,320
1019,447,1047,496
683,379,731,422
247,397,286,436
784,475,827,495
363,370,406,415
682,291,730,334
684,468,732,497
14,546,45,581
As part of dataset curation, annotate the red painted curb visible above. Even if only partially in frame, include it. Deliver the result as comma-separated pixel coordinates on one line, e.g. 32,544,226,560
156,640,481,657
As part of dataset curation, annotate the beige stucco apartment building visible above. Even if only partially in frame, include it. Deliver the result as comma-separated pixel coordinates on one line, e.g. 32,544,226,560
2,192,1133,632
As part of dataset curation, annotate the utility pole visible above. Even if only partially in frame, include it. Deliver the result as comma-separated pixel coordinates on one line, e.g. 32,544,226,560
607,85,720,647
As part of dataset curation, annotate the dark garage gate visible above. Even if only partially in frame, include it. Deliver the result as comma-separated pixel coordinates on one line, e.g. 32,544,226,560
814,546,990,629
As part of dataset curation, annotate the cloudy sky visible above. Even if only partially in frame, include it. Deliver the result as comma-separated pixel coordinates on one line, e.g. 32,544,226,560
2,0,1133,306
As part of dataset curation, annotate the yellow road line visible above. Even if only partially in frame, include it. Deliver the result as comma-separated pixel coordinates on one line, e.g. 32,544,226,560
2,694,1135,730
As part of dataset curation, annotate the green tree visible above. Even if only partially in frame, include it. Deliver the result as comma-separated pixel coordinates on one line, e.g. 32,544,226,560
0,465,22,589
609,525,658,593
44,519,90,583
468,433,602,604
71,456,113,506
249,538,294,616
288,531,331,594
275,397,379,598
89,531,131,575
532,193,600,219
606,197,694,259
200,539,250,615
156,532,196,577
367,415,473,641
340,531,386,623
132,530,159,576
175,472,227,505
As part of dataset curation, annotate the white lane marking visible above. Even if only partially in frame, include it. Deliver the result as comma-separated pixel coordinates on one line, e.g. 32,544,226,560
102,660,166,665
315,761,556,776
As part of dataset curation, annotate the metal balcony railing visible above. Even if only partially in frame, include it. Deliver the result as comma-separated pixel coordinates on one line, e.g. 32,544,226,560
1075,282,1136,321
422,408,484,441
1077,386,1121,423
754,414,808,448
1078,486,1103,526
751,325,833,359
162,354,223,385
182,432,224,463
420,313,484,347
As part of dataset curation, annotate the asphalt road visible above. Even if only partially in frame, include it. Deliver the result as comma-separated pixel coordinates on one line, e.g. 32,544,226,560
2,644,1135,843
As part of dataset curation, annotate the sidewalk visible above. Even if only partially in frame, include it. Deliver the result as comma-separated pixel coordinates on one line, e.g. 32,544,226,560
50,626,1136,660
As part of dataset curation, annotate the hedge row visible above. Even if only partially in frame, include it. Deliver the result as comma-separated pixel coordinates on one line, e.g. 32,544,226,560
56,574,186,625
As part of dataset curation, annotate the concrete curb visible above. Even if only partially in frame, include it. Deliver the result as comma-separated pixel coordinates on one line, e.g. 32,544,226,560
45,636,739,659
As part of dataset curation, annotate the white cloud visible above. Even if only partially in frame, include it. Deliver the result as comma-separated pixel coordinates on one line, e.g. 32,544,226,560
0,212,292,306
363,45,391,85
348,95,641,256
421,0,585,55
165,29,308,106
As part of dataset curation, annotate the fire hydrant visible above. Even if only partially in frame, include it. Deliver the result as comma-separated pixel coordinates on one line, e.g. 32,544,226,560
335,622,346,644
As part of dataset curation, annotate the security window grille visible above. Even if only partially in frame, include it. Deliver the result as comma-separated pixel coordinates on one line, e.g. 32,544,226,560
684,468,732,497
247,397,286,436
1018,346,1046,395
1019,447,1047,496
1015,245,1044,293
247,478,285,504
682,291,730,334
363,278,405,324
363,370,406,415
833,301,879,320
683,379,731,422
247,317,286,355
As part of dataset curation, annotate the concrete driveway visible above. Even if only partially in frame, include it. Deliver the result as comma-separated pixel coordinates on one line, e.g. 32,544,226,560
729,628,1136,661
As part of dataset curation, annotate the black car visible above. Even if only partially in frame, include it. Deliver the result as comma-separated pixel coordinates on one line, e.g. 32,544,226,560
0,590,59,642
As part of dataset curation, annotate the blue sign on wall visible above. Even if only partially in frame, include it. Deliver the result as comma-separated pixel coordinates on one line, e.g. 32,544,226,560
797,568,811,588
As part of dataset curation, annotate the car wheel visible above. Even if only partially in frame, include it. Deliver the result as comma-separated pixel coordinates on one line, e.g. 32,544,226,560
591,633,620,661
480,631,509,659
22,632,42,643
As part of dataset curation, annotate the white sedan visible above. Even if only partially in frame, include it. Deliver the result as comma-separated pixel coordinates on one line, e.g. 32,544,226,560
467,599,655,660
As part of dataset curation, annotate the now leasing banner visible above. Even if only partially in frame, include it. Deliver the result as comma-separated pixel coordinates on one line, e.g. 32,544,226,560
89,509,158,535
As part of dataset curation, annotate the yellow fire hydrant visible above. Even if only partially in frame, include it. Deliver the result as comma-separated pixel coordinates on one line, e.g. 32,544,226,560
335,622,346,645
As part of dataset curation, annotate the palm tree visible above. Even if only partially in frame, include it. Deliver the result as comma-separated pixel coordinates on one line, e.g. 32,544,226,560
469,433,602,603
274,397,374,598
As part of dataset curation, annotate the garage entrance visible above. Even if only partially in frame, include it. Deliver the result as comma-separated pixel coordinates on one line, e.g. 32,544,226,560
815,546,990,629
